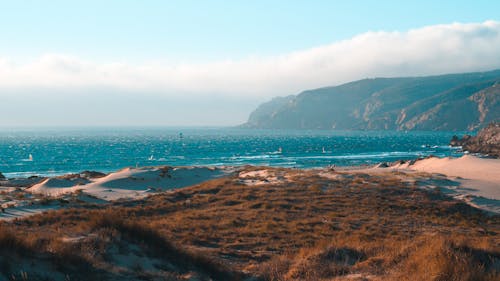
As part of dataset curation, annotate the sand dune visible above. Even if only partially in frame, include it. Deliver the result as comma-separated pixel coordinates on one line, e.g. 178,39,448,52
371,155,500,213
28,177,91,196
29,166,234,201
400,155,500,200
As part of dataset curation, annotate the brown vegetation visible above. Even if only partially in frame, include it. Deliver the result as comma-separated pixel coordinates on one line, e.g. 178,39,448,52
0,167,498,280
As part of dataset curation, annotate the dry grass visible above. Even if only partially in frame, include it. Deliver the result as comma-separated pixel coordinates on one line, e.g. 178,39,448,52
0,167,498,280
0,212,239,280
260,234,499,281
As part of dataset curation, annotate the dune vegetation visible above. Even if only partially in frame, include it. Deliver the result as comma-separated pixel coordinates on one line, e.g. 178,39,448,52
0,167,498,280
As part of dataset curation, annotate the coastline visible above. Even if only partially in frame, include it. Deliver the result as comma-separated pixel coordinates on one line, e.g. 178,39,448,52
1,155,499,220
341,155,500,213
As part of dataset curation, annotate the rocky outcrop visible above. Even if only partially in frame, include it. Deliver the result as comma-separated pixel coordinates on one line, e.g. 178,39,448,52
450,135,472,146
451,123,500,157
0,172,5,180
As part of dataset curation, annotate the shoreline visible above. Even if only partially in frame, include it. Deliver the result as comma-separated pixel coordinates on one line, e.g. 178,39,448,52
0,155,499,220
340,155,500,214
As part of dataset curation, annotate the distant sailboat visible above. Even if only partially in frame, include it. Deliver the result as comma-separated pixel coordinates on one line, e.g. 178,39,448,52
28,154,33,161
148,155,154,161
278,147,282,154
322,147,332,154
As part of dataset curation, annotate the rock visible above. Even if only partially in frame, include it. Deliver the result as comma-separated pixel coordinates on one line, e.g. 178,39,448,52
0,172,5,180
450,122,500,157
450,135,472,146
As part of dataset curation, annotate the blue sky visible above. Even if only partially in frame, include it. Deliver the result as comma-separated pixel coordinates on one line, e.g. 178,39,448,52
0,1,499,126
1,0,499,62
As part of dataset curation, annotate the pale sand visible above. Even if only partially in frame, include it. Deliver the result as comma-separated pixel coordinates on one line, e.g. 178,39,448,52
396,155,500,200
319,155,499,213
238,169,285,186
1,166,234,220
356,155,500,213
28,166,234,201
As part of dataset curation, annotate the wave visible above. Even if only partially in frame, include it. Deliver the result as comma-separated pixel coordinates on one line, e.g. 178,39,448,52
285,151,426,160
229,155,278,160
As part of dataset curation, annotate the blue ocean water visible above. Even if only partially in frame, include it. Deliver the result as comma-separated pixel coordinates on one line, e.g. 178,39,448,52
0,128,464,178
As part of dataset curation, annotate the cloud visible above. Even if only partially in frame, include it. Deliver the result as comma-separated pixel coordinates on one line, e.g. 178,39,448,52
1,21,500,100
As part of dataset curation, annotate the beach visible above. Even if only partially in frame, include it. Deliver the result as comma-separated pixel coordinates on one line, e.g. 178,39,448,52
1,155,498,221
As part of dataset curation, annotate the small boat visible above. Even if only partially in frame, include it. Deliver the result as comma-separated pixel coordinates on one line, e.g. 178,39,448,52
148,155,154,161
269,147,283,155
322,147,332,154
28,154,33,161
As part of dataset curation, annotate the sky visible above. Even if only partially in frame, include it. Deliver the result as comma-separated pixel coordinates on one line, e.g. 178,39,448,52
0,0,500,127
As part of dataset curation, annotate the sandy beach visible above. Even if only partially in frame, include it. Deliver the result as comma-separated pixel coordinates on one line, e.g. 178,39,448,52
400,155,499,197
384,155,500,213
1,155,498,220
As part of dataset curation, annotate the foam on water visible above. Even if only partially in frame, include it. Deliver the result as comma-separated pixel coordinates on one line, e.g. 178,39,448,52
0,128,464,177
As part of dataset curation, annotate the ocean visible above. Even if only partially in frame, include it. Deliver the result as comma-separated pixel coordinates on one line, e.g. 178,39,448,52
0,128,464,178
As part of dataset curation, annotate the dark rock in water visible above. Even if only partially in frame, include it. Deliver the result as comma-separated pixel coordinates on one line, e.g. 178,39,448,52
450,122,500,157
80,171,107,179
0,172,5,180
450,135,472,146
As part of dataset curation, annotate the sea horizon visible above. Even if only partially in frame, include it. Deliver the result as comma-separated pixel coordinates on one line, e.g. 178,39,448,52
0,128,466,178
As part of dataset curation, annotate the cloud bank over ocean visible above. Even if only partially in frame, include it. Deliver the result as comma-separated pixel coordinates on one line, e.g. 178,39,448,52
1,21,499,126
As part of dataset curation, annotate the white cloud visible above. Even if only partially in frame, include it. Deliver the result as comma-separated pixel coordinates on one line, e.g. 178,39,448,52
1,21,500,99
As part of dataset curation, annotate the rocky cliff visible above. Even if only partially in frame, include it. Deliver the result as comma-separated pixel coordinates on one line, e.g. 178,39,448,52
242,69,500,131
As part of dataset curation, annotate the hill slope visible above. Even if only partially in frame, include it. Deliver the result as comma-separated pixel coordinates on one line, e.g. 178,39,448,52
242,70,500,131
